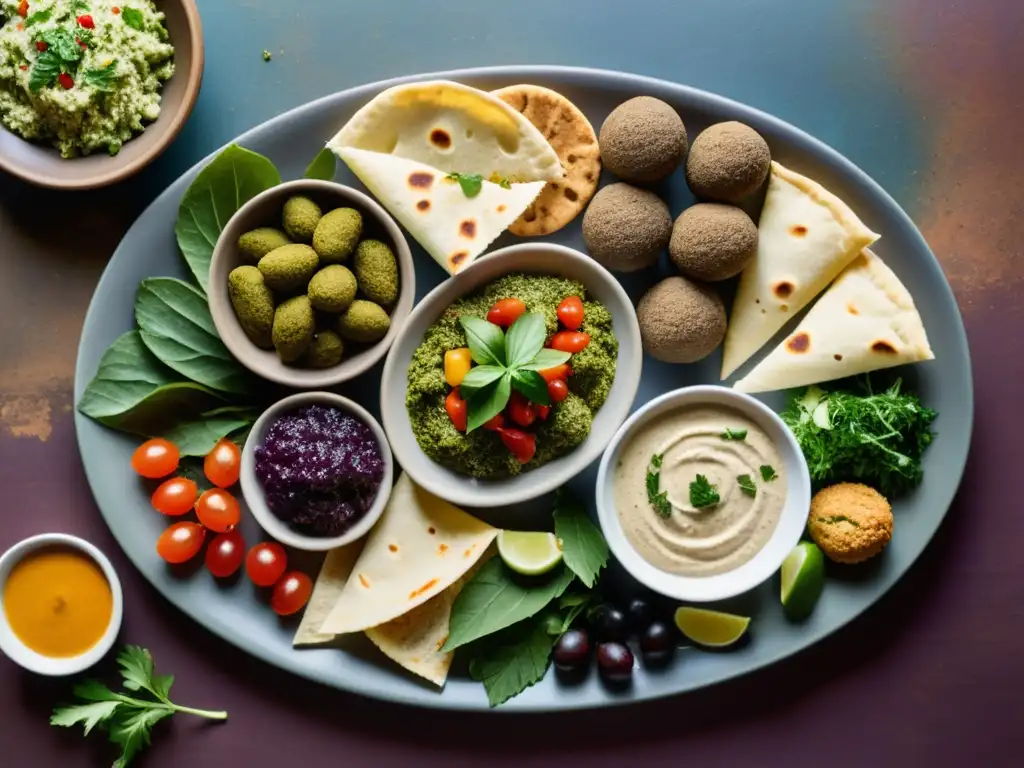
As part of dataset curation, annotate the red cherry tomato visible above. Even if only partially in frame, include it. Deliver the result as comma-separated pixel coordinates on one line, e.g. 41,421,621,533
151,477,198,517
246,542,288,587
496,428,537,464
76,14,95,29
486,298,527,328
35,40,47,51
132,438,180,479
538,364,572,383
556,296,585,330
195,488,241,533
204,439,242,488
550,331,590,354
547,378,569,403
156,522,206,564
205,530,246,578
270,571,313,616
482,413,505,431
536,404,551,420
507,391,536,427
445,388,467,432
57,72,74,89
16,0,27,18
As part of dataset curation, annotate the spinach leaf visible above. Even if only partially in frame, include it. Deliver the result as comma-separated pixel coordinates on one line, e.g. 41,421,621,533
303,147,335,180
121,7,144,30
458,315,505,366
160,411,257,457
468,615,554,707
510,369,549,406
175,144,281,292
504,313,545,368
552,490,608,588
83,62,119,92
134,278,253,394
465,372,510,433
443,559,575,651
29,51,61,92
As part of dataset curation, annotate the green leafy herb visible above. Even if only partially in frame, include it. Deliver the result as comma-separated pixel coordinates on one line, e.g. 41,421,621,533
134,278,254,394
721,428,747,441
689,474,720,508
498,176,512,189
447,172,484,198
780,378,937,496
458,364,505,399
646,453,672,518
516,348,572,371
175,144,281,292
760,464,777,482
29,50,62,92
465,372,511,432
504,311,545,368
76,27,94,47
737,474,757,497
443,559,575,652
83,61,119,92
25,9,52,26
552,489,608,588
459,315,506,366
468,614,553,707
160,409,257,457
262,49,272,62
510,369,550,406
303,147,335,180
122,7,145,30
39,27,83,62
73,1,91,11
51,646,226,768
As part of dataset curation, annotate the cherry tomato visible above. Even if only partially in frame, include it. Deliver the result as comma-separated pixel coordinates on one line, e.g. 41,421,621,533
556,296,585,330
132,438,180,479
156,522,206,564
204,439,242,488
550,331,591,354
76,14,94,28
486,298,527,328
482,413,505,431
445,388,467,432
195,488,241,533
246,542,288,587
57,72,74,89
205,530,246,578
35,40,47,51
547,378,569,403
538,364,572,383
270,571,313,616
496,428,537,464
536,404,551,420
151,477,198,517
508,391,536,428
16,0,27,18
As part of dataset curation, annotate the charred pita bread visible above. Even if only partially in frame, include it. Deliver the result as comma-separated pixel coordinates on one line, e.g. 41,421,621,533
733,250,933,393
721,161,880,379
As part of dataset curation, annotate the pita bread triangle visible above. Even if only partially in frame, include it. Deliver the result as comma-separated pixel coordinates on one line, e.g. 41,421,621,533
334,146,545,274
733,250,934,394
721,161,880,379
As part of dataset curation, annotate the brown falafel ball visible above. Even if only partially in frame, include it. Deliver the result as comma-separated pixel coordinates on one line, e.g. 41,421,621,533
599,96,687,184
808,483,893,564
582,183,672,272
685,121,771,203
669,203,758,282
636,276,726,363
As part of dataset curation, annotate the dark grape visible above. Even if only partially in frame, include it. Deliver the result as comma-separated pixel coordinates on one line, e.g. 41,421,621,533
553,629,591,671
640,621,676,666
627,596,654,632
596,642,634,683
593,605,629,642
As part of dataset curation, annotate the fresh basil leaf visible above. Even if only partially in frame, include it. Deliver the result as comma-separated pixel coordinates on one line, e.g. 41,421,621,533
175,144,281,292
458,315,505,366
737,474,757,497
458,364,505,399
760,464,778,482
25,9,52,26
510,369,550,407
303,147,336,180
77,332,224,435
28,50,61,92
443,559,576,651
504,312,545,368
516,348,571,371
83,61,118,92
468,614,554,707
552,489,608,588
160,413,256,457
134,278,254,394
447,172,483,198
122,7,145,30
41,28,82,62
465,372,510,433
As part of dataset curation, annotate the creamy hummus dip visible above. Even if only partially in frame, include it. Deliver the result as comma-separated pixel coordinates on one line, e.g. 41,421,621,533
613,404,786,576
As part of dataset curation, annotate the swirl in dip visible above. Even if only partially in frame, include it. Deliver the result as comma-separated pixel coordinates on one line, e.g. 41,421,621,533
612,404,786,576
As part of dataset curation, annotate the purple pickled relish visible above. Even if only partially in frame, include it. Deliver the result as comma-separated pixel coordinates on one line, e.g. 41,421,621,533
254,405,384,537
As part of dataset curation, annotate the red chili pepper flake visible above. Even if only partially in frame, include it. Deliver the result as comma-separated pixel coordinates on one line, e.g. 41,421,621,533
112,6,121,13
19,64,28,71
17,0,28,18
76,38,87,48
58,73,74,90
77,14,95,29
35,40,48,52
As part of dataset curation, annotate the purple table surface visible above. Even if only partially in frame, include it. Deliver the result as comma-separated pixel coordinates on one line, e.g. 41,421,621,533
2,0,1024,766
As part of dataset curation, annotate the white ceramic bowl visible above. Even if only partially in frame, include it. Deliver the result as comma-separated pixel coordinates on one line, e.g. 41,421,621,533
595,386,811,603
380,243,643,508
240,392,394,551
0,534,123,676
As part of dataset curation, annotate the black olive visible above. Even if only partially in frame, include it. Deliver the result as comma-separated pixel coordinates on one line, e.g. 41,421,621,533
640,621,676,666
627,596,654,632
593,604,629,642
596,642,634,683
552,629,591,672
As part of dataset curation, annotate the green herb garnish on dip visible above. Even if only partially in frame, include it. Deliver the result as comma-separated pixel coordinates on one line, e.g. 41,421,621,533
689,474,720,508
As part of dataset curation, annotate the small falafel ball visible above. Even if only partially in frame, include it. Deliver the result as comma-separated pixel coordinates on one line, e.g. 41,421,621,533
685,121,771,203
636,276,726,363
669,203,758,282
582,183,671,272
599,96,688,184
282,196,322,242
808,483,893,564
238,227,291,264
304,330,344,368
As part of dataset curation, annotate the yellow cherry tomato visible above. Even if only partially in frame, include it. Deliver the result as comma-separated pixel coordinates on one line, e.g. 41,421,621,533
444,348,473,387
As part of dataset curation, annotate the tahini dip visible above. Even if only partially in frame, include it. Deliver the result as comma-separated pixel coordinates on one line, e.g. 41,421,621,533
612,404,786,576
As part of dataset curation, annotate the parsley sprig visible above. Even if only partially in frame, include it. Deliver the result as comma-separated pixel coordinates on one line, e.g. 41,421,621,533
689,474,720,508
51,646,226,767
721,428,747,441
447,172,484,198
646,453,672,518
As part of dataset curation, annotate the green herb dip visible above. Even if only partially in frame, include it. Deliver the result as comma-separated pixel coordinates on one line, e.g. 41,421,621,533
406,274,618,478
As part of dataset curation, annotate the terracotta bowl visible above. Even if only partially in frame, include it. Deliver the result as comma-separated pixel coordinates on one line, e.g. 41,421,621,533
0,0,203,189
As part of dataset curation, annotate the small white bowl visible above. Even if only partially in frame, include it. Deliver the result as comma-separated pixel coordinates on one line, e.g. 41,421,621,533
379,243,643,508
240,392,394,551
595,386,811,603
0,534,123,676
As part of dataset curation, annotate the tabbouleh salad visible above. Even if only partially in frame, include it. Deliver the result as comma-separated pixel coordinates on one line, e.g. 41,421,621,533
0,0,174,157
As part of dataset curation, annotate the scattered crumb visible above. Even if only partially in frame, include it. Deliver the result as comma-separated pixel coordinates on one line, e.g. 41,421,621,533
262,49,272,62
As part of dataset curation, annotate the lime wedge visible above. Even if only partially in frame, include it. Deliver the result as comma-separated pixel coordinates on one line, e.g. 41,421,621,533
497,531,563,576
674,607,750,647
780,541,826,620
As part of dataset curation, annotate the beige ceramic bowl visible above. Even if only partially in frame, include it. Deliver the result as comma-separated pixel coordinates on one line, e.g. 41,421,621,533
0,0,203,189
208,179,415,389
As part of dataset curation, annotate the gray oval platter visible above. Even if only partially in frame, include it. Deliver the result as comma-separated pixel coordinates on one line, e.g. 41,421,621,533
73,66,973,711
